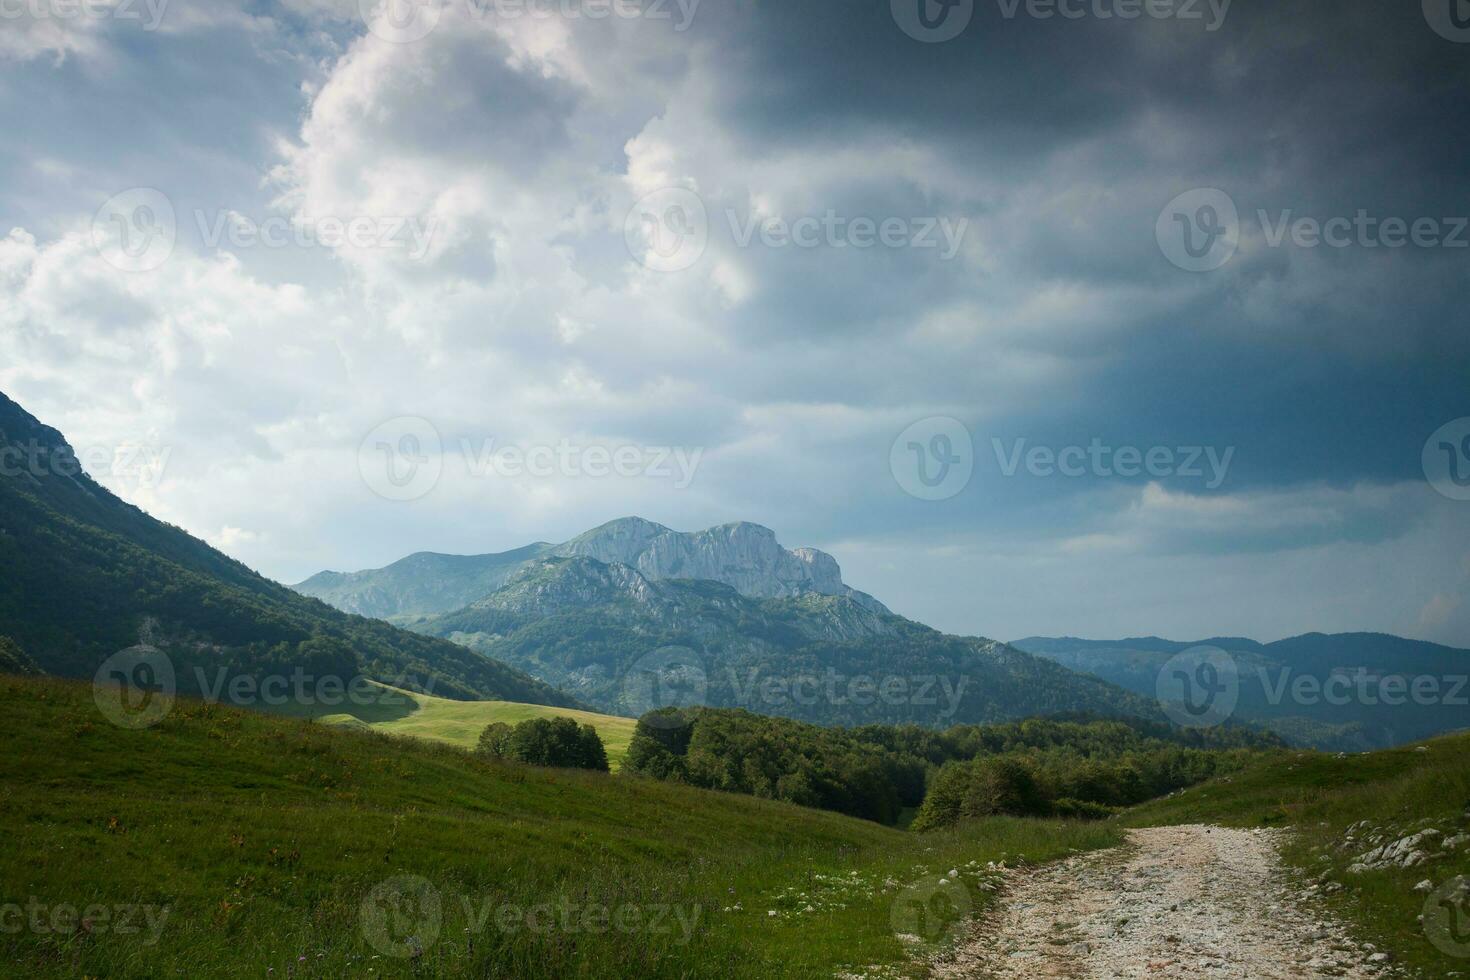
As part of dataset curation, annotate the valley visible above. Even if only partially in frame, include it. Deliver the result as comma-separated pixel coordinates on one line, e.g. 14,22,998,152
4,4,1464,976
2,390,1466,979
0,674,1120,979
3,675,1466,978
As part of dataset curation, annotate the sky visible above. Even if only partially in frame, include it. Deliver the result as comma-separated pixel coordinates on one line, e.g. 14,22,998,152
2,0,1468,647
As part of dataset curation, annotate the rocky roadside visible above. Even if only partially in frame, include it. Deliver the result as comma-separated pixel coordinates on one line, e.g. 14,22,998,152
931,824,1394,979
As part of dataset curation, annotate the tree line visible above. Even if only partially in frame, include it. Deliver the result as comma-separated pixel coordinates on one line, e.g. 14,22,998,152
621,707,1280,826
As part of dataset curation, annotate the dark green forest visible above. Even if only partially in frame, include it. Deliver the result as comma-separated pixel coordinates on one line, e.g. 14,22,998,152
478,716,611,771
622,707,1279,826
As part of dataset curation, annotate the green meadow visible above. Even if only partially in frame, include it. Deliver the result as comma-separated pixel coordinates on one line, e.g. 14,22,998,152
271,680,639,769
0,676,1118,978
7,671,1465,978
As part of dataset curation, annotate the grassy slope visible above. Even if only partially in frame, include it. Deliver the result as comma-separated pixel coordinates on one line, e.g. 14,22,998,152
0,676,1118,979
1124,733,1470,977
273,681,639,769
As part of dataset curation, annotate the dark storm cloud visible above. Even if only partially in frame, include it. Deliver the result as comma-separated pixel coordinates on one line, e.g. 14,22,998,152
661,0,1470,507
3,0,1466,645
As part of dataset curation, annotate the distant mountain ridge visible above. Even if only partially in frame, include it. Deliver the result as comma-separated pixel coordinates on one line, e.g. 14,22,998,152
295,517,888,622
295,543,557,624
411,554,1162,727
1012,633,1470,750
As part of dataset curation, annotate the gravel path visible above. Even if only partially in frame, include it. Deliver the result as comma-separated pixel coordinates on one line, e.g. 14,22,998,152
934,824,1388,979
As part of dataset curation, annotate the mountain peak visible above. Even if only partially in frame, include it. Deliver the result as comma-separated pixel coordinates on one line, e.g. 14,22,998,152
295,517,889,619
552,518,889,613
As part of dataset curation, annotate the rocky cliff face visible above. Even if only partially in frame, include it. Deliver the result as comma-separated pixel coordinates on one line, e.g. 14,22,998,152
477,556,663,618
458,554,897,644
551,518,889,613
295,517,888,619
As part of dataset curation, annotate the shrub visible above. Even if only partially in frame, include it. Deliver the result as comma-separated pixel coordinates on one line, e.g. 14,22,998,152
477,717,609,772
1050,797,1117,820
623,709,694,781
911,758,1046,829
477,722,513,757
962,757,1046,818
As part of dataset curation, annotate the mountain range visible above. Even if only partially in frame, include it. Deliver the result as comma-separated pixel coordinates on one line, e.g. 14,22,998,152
294,518,1170,726
293,515,1470,746
0,389,1152,729
6,386,1465,748
293,517,889,623
405,553,1159,725
1013,634,1470,750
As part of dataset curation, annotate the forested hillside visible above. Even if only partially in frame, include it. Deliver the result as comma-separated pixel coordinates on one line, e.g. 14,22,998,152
0,391,579,706
415,555,1162,728
1014,634,1470,749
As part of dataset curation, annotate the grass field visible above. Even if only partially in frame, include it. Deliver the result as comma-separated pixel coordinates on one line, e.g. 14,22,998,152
1124,733,1470,977
0,675,1119,978
270,681,639,769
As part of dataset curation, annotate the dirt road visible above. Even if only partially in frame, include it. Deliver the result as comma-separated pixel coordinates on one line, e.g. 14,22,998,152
934,824,1388,979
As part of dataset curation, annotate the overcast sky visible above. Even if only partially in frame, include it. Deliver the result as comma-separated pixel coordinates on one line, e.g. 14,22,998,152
3,0,1468,647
